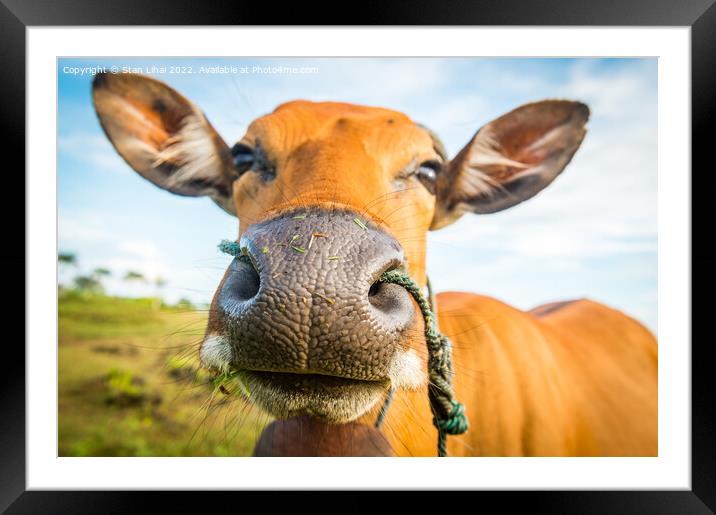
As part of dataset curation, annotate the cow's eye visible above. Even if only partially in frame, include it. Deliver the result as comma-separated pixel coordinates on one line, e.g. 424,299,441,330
231,142,276,181
415,160,440,194
231,143,255,175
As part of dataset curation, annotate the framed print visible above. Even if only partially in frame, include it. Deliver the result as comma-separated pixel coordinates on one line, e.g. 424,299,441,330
2,0,714,511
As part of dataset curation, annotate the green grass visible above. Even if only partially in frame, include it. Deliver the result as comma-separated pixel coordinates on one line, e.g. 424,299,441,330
59,290,168,341
58,290,270,457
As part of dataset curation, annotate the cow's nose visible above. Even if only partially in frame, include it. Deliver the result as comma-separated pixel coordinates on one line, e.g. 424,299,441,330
215,208,415,380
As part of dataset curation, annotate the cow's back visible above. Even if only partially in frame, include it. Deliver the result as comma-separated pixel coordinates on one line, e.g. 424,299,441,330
530,298,657,456
427,293,657,456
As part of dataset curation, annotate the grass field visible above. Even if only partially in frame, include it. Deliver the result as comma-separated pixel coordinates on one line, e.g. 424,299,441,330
58,290,271,457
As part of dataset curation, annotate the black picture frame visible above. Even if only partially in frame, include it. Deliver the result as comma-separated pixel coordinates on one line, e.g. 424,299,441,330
2,0,713,511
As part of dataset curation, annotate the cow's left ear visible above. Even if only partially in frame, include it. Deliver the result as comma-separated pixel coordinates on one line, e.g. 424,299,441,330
430,100,589,230
92,72,237,215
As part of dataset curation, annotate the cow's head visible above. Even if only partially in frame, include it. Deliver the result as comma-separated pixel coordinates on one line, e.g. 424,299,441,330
92,72,589,424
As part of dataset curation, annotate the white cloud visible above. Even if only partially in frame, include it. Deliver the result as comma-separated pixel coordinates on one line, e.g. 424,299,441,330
106,240,167,287
326,58,451,100
116,240,160,260
58,209,221,304
58,210,111,247
58,132,127,172
559,60,655,120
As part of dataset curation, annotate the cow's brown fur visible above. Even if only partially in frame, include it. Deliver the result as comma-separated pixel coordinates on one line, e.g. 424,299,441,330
231,100,438,287
367,295,657,456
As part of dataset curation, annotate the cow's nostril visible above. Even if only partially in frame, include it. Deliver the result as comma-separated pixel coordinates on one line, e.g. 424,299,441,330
367,260,406,313
368,280,407,315
229,258,260,300
368,281,382,298
367,278,414,332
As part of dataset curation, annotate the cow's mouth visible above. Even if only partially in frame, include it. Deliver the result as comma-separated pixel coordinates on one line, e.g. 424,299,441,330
240,370,389,424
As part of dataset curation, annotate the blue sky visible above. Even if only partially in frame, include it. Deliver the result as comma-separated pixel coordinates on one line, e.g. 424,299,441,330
58,57,657,332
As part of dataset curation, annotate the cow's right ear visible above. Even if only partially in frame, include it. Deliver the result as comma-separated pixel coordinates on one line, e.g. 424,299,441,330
92,72,237,215
430,100,589,230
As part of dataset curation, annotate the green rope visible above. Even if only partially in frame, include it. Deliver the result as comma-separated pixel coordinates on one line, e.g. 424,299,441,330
218,240,469,456
218,240,243,257
377,269,469,456
374,387,394,430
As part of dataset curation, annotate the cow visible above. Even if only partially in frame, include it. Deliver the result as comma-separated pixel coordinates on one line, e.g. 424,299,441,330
91,72,657,457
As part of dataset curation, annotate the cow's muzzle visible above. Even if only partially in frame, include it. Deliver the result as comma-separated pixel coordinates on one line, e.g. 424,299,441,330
202,208,417,422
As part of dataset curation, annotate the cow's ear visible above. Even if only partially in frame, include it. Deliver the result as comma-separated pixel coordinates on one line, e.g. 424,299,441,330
92,72,237,215
430,100,589,230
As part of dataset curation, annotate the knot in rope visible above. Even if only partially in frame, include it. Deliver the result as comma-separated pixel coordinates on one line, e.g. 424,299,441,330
434,401,469,435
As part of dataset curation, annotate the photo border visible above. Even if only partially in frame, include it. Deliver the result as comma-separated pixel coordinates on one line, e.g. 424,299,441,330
3,0,714,510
